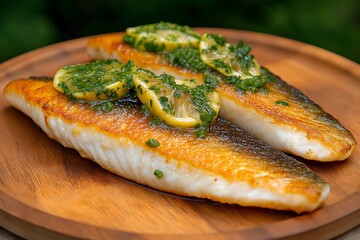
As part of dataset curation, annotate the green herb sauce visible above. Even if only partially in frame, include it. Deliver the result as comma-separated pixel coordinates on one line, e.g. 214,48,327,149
207,33,226,46
165,47,212,72
123,22,200,52
204,73,221,89
230,40,255,75
150,116,163,126
159,96,175,114
92,101,116,112
212,59,232,74
136,36,166,52
157,73,218,125
195,124,209,139
225,70,275,93
164,35,271,93
131,22,200,38
57,59,135,99
141,104,150,115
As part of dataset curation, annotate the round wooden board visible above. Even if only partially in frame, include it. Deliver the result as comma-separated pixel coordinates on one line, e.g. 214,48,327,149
0,28,359,240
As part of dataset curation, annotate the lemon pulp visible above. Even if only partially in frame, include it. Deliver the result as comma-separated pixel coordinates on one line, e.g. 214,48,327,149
53,59,135,101
123,22,201,52
199,33,260,79
133,69,220,128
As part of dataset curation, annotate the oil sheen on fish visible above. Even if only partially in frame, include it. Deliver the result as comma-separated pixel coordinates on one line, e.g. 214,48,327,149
4,78,330,213
87,33,356,161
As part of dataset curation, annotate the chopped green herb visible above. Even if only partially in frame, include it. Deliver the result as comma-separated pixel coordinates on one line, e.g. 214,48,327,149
123,22,200,52
199,33,275,94
133,69,219,134
136,85,143,95
92,101,116,112
146,138,161,148
204,73,220,89
173,88,182,98
136,68,157,78
275,100,289,106
58,81,76,100
206,33,227,46
159,96,175,114
230,41,255,74
212,59,233,74
149,85,161,94
154,169,164,179
232,40,252,56
195,125,209,139
141,104,150,115
189,86,217,124
123,88,138,101
137,36,166,52
154,73,218,125
55,59,135,100
202,34,257,76
129,22,200,39
150,116,163,126
225,71,275,93
165,47,212,72
159,73,176,87
122,34,136,46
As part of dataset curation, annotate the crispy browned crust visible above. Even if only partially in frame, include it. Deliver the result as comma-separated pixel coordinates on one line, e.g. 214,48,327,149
218,81,356,156
88,33,202,80
87,34,356,160
4,79,328,205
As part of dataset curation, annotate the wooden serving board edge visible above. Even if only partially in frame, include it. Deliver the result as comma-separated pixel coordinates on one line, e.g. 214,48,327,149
0,191,359,240
0,29,359,240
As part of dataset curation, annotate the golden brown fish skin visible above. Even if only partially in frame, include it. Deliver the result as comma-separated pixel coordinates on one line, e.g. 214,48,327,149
88,33,204,81
218,78,356,157
4,79,328,210
87,34,356,161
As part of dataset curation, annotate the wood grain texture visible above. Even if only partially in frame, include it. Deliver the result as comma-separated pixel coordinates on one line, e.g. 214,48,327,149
0,29,359,240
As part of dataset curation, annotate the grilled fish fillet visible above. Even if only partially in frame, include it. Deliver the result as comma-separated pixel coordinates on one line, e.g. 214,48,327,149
87,33,356,161
4,78,330,213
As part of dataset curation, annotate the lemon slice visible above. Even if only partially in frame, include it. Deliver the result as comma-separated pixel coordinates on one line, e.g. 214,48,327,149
123,22,201,52
199,33,260,79
133,69,220,128
53,59,135,101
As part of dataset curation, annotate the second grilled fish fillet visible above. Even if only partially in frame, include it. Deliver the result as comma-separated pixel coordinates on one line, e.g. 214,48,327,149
4,78,329,213
87,33,356,161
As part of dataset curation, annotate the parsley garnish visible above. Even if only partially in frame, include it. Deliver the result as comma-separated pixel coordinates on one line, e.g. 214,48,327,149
150,116,163,126
92,101,116,112
159,96,175,114
123,22,200,52
165,47,212,72
154,169,164,179
146,138,161,148
204,73,220,89
225,70,275,93
275,100,289,106
141,104,150,115
195,124,209,139
57,59,135,100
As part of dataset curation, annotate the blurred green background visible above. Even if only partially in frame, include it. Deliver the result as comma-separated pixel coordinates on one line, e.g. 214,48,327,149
0,0,359,63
